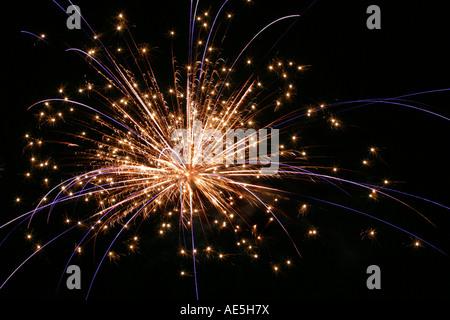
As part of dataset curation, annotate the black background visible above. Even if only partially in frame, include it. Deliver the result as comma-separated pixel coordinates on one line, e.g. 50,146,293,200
1,0,449,307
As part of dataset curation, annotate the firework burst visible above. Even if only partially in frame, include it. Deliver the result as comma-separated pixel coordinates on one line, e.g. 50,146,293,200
1,0,449,299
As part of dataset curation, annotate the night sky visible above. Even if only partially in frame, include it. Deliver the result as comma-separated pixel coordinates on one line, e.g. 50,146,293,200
1,0,449,306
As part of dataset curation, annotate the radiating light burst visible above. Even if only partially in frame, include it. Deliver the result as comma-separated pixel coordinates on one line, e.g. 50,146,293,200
1,0,449,299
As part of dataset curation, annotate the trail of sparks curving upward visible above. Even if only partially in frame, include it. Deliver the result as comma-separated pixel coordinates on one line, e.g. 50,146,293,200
1,0,449,299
